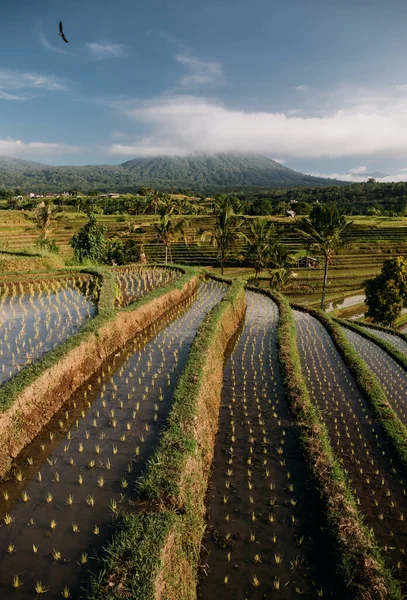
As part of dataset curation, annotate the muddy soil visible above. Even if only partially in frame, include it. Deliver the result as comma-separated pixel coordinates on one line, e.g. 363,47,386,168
343,326,407,425
199,292,342,600
296,311,407,592
0,280,226,599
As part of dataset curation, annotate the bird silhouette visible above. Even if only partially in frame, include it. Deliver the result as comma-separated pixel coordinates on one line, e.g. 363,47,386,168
59,21,69,43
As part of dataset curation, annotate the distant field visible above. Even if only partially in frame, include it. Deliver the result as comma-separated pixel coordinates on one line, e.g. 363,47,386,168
1,210,406,312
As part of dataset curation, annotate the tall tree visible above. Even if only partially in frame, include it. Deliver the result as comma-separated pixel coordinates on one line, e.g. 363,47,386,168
297,204,353,310
70,212,107,263
153,208,188,264
201,195,244,275
268,243,292,290
242,218,275,278
32,199,60,239
365,257,407,327
145,190,162,215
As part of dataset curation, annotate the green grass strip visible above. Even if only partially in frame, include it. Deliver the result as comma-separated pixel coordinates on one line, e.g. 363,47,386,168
87,280,246,600
296,305,407,470
271,292,401,600
136,279,245,504
337,318,407,372
87,512,177,600
348,318,407,340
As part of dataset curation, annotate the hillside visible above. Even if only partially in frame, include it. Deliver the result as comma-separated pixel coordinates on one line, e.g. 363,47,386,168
0,153,343,193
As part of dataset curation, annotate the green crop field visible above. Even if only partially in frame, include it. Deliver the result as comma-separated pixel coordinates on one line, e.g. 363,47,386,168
0,211,406,599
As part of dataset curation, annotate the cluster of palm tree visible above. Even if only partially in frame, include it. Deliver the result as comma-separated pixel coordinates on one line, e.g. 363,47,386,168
297,204,352,309
200,196,291,283
152,197,189,265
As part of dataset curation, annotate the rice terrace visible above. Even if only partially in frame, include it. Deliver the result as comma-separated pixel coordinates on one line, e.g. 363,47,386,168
0,181,406,600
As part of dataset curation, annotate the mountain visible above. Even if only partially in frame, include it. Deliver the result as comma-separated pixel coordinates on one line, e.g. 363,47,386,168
120,153,342,188
0,153,344,193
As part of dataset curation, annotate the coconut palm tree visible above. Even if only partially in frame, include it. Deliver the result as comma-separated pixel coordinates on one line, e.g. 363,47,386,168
269,242,292,290
201,195,244,275
153,207,188,264
145,190,162,215
32,199,60,239
297,204,353,310
242,218,275,278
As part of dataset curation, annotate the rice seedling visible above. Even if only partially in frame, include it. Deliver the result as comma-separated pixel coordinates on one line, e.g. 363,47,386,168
3,513,14,525
295,309,407,582
71,522,80,533
52,549,62,562
12,575,23,589
35,581,49,594
0,279,227,598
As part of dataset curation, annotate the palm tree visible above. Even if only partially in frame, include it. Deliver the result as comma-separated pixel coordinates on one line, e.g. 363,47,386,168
153,207,188,264
269,242,292,290
297,204,353,310
33,199,60,239
242,218,275,278
201,195,244,275
145,190,161,215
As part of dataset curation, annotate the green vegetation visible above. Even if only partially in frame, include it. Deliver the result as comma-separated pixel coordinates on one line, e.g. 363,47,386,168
241,217,275,278
0,266,196,415
365,257,407,326
337,318,407,383
0,153,340,194
271,291,401,599
301,305,407,468
297,204,353,309
87,280,246,599
71,212,107,263
153,206,188,264
201,195,244,274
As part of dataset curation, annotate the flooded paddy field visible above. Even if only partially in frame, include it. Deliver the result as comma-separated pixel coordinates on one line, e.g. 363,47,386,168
114,266,181,307
199,292,340,600
0,279,226,599
0,278,96,385
296,311,407,592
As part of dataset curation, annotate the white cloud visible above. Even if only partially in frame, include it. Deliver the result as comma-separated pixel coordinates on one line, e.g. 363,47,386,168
310,170,407,183
175,53,223,88
0,138,85,156
295,85,311,92
349,165,368,174
38,30,70,55
106,92,407,160
0,91,26,101
87,42,128,60
0,69,66,92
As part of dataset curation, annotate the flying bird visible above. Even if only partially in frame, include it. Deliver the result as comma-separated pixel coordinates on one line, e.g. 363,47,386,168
59,21,69,43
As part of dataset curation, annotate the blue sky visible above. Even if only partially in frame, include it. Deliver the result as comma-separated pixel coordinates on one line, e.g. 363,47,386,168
1,0,407,181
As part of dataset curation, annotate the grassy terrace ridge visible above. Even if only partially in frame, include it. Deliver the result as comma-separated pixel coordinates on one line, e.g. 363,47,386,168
337,318,407,370
87,280,246,600
0,265,197,415
270,291,401,600
293,304,407,471
343,318,407,341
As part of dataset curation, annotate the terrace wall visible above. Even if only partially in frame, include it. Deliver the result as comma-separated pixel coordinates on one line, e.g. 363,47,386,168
87,280,247,600
0,270,199,477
